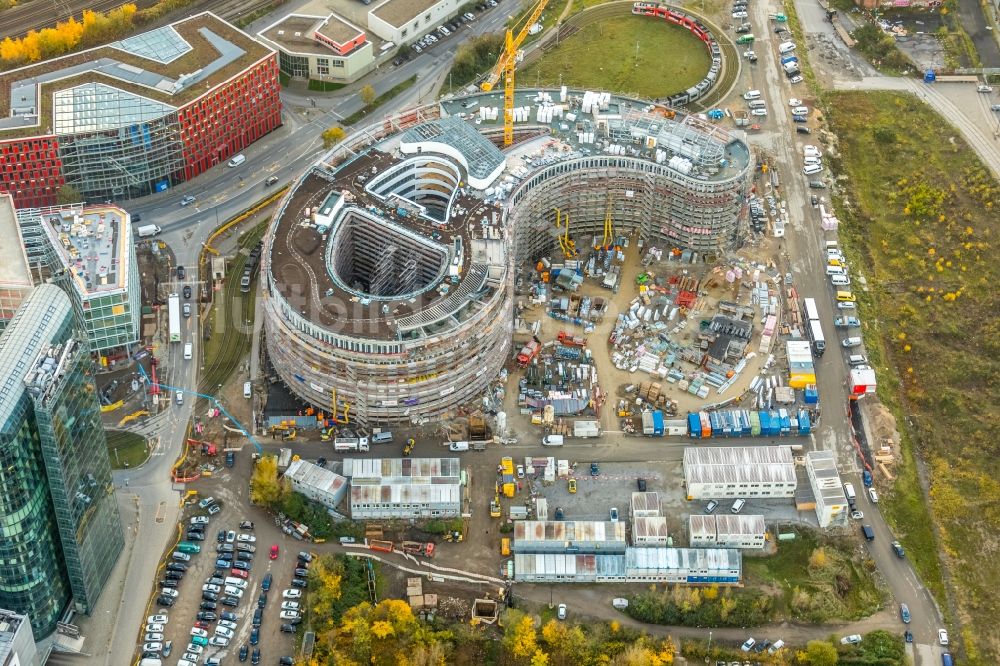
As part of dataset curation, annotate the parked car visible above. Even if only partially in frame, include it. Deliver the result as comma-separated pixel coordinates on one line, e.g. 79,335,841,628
842,337,863,348
705,499,719,513
180,195,196,206
938,629,949,645
900,603,911,623
283,589,302,599
841,634,862,645
741,638,756,652
557,604,567,620
892,541,905,558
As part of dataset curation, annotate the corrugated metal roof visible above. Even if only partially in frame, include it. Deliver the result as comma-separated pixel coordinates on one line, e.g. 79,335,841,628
630,492,661,516
632,516,669,539
688,514,716,538
513,553,626,577
349,484,460,504
625,547,742,574
286,458,347,494
343,457,461,484
683,446,795,485
714,514,766,538
513,521,626,543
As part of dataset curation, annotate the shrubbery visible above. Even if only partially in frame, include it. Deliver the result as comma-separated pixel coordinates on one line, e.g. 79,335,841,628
626,584,774,627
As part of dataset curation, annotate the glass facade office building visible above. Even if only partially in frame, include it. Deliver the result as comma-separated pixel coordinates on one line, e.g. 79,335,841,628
0,284,123,637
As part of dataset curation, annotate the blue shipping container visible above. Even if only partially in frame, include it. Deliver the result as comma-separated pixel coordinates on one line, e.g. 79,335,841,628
688,413,701,438
652,410,664,436
798,410,811,435
769,411,782,436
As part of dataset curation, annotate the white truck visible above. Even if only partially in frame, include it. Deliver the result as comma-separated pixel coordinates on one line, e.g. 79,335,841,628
168,293,181,343
334,437,369,452
136,224,161,238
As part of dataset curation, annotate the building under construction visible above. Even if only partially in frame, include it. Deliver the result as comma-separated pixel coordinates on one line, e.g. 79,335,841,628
261,89,752,425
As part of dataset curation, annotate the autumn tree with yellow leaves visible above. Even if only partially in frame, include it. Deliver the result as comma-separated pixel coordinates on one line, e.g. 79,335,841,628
1,5,137,69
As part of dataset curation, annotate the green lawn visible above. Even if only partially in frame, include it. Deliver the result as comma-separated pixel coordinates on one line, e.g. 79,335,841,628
106,430,149,469
518,15,711,99
827,90,1000,664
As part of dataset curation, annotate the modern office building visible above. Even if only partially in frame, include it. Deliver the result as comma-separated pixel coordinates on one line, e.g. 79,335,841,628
343,457,461,519
0,609,39,666
0,284,123,637
262,90,750,425
257,11,375,83
0,195,35,332
0,12,281,207
683,446,797,499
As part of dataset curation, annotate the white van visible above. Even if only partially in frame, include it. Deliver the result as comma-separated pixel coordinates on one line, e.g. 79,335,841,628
243,381,252,399
831,274,851,286
803,164,823,175
224,577,247,589
731,498,746,514
743,89,761,100
371,431,393,444
448,441,469,452
791,105,809,116
778,41,796,54
825,265,846,276
803,156,822,166
183,342,193,360
747,100,766,109
542,435,564,446
227,154,246,168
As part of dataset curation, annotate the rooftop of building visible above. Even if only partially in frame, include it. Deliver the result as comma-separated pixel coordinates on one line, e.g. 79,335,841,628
630,492,661,515
625,547,742,572
0,12,272,140
632,516,669,539
36,204,131,296
684,445,796,485
257,13,367,57
513,520,627,543
439,89,751,182
0,195,32,289
286,458,347,494
268,144,506,341
343,457,461,483
513,552,627,577
399,116,506,183
370,0,441,28
0,609,31,661
714,514,767,536
0,284,73,431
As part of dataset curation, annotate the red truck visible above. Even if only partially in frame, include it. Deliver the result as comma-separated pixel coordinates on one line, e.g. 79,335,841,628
368,540,394,553
557,331,586,347
517,339,541,366
400,541,435,558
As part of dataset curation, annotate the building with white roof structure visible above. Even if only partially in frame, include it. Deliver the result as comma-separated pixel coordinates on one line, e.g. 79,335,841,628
367,0,464,45
625,547,741,583
632,517,670,547
0,609,38,666
806,450,848,527
688,514,766,549
630,492,661,518
513,553,627,583
689,514,717,547
257,10,374,84
683,445,796,499
343,457,461,519
284,458,348,511
513,521,627,554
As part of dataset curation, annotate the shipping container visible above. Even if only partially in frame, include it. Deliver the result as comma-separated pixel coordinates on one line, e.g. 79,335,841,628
688,413,701,438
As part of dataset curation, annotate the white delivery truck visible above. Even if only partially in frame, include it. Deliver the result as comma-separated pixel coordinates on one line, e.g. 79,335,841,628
334,437,370,452
542,435,564,446
136,224,161,238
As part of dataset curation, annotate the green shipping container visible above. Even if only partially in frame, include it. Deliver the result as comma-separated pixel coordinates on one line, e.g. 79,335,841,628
750,411,761,436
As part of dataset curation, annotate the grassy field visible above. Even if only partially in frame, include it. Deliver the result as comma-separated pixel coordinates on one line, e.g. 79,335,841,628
106,430,149,469
743,528,886,623
518,15,711,98
826,90,1000,664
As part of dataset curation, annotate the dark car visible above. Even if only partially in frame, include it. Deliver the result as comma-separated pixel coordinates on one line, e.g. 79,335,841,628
257,593,267,609
250,627,260,645
252,608,262,626
554,507,565,521
261,573,272,591
202,591,218,602
197,611,218,621
280,658,294,666
280,623,296,633
183,285,192,299
239,644,249,662
637,478,647,492
294,568,309,578
237,552,254,562
218,544,235,553
166,563,187,572
176,266,185,280
206,576,224,586
217,552,233,561
297,551,313,563
157,595,176,607
251,648,261,665
892,541,906,558
221,611,238,622
165,571,184,581
185,532,205,541
796,126,812,134
316,458,327,468
217,530,226,543
232,561,251,571
265,176,279,186
240,521,255,530
590,462,599,476
226,451,235,467
200,601,217,611
221,596,240,607
160,579,179,588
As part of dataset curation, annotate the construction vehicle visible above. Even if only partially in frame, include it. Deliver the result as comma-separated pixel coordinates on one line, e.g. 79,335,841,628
443,531,464,543
557,331,586,347
481,0,551,146
403,438,415,456
516,338,541,366
499,456,516,497
490,495,502,518
501,538,511,556
400,541,436,558
368,539,394,553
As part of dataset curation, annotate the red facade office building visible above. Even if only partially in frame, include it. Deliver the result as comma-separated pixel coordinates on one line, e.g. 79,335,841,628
0,12,281,207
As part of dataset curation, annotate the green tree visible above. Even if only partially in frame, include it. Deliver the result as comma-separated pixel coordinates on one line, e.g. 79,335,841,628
56,183,83,204
359,84,377,107
803,639,838,666
322,126,345,148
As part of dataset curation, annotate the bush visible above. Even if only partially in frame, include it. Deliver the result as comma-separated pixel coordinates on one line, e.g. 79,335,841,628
447,33,505,90
280,492,335,539
626,586,774,627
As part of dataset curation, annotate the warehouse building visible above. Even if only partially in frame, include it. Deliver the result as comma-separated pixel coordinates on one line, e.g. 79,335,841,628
0,12,280,207
632,517,670,547
683,446,796,499
513,553,626,583
630,492,662,518
806,450,848,527
689,514,716,547
343,457,461,519
513,520,627,554
367,0,464,45
285,459,348,511
685,514,767,550
625,547,741,584
257,12,374,84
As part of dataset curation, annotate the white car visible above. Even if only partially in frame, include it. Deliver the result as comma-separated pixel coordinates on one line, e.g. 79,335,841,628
190,628,209,638
147,615,169,625
226,530,236,543
202,584,221,594
841,634,862,645
160,588,179,598
215,626,234,639
283,589,302,599
190,516,209,525
868,488,879,503
146,623,165,633
237,534,256,543
742,637,756,652
803,145,822,158
837,301,857,310
209,636,230,647
803,164,823,175
224,586,244,598
803,156,822,166
732,10,748,17
790,75,804,84
791,106,809,116
938,629,949,645
143,642,163,653
787,98,802,106
851,510,864,520
516,464,525,479
281,601,301,611
219,619,238,630
185,644,204,655
751,108,768,116
279,610,301,620
198,497,216,509
144,632,164,642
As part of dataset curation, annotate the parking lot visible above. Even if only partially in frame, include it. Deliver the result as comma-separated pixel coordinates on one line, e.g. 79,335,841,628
137,452,310,665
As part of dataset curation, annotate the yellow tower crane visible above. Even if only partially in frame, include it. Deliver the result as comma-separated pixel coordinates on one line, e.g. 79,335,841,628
481,0,551,147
